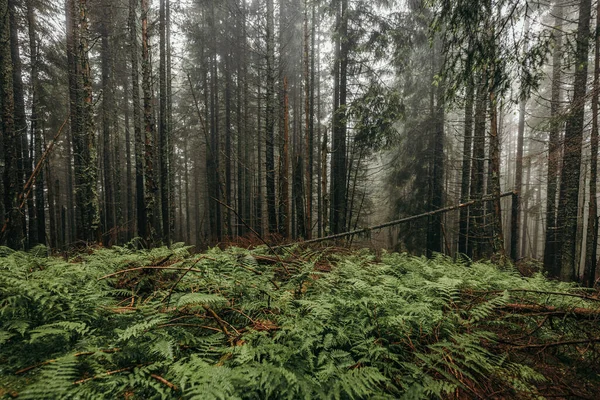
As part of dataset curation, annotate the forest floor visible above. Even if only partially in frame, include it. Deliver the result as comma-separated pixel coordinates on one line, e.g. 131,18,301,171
1,244,599,399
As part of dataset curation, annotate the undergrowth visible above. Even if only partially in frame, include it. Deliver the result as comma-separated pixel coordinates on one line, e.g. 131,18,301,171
1,244,599,399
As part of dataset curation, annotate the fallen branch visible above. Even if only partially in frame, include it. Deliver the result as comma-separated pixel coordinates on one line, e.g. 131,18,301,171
502,303,600,318
73,366,138,385
474,288,600,303
15,348,121,375
163,257,207,306
508,338,600,349
150,374,178,391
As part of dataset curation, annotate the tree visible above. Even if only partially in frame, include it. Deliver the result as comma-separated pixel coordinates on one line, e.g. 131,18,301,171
27,0,45,246
584,0,600,287
543,1,563,275
330,0,348,235
555,0,592,281
265,0,277,234
141,0,157,244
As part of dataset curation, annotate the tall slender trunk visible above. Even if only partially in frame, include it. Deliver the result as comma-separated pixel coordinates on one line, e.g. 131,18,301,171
8,0,27,247
512,15,530,260
265,0,277,234
556,0,592,281
584,0,600,287
224,45,233,238
159,0,169,244
304,0,313,239
280,76,290,237
74,0,100,243
27,0,45,245
520,156,532,257
0,0,12,245
458,74,474,255
544,2,564,274
256,58,263,236
141,0,157,244
427,43,444,256
129,0,144,242
330,0,348,234
469,74,487,259
101,1,115,244
489,88,505,256
123,66,133,241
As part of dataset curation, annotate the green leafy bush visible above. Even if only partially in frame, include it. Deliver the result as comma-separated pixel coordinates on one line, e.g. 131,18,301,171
1,245,599,399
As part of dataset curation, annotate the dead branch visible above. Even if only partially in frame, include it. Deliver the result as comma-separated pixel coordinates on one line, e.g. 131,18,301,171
150,374,178,391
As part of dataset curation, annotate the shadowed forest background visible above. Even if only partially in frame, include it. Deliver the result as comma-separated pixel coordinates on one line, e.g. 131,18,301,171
1,0,599,285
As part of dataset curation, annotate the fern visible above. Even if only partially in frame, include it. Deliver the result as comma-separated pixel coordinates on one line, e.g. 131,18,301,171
2,247,600,399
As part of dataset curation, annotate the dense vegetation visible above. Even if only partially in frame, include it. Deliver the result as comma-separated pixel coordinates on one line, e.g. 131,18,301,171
1,246,599,399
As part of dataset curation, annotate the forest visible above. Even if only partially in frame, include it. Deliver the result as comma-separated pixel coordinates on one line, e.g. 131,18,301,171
2,0,600,398
0,0,596,284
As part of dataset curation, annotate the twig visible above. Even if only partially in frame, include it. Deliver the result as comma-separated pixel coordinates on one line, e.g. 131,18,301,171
475,289,600,303
203,305,233,338
502,303,600,318
157,323,222,332
15,348,121,375
509,338,600,349
150,374,178,391
163,257,207,306
73,365,139,385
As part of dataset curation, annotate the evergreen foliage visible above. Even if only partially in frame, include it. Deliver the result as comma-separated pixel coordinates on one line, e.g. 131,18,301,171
1,246,599,398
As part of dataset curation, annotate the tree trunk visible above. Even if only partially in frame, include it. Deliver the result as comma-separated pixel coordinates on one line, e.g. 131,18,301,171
304,0,313,239
520,156,532,257
74,0,100,243
27,0,45,245
101,1,115,245
265,0,277,234
458,69,474,255
0,0,12,245
469,74,487,259
544,2,564,275
9,0,28,248
128,0,145,242
427,43,444,256
330,0,348,234
556,0,592,281
141,0,157,244
584,0,600,287
159,0,170,244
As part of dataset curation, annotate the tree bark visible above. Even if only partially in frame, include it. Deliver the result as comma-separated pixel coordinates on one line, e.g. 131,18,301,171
330,0,348,234
584,0,600,287
101,0,115,245
556,0,592,281
159,0,170,244
544,2,564,275
141,0,157,244
27,0,45,245
265,0,277,234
